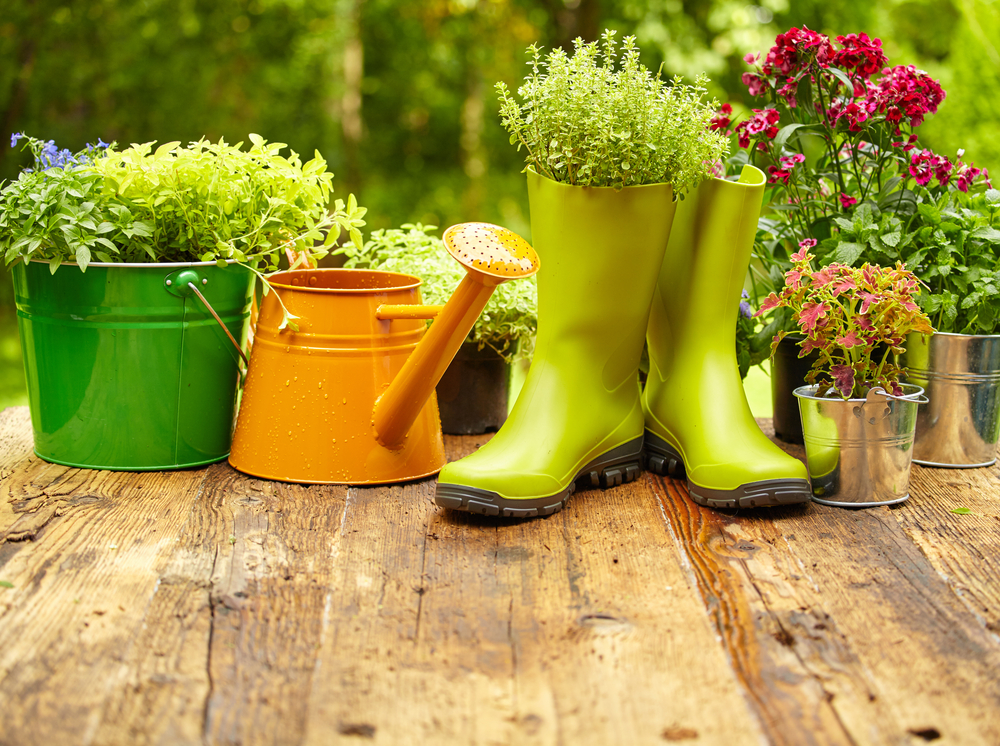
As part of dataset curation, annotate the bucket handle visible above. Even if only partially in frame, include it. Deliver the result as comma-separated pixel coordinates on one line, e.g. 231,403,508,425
186,282,250,367
876,387,929,405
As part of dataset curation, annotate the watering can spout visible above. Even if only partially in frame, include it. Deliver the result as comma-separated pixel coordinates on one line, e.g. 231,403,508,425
372,223,539,450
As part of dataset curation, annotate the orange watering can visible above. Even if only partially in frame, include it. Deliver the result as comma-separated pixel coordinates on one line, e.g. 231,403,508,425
228,223,539,484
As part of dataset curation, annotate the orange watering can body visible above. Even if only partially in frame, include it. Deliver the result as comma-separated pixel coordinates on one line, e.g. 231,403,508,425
228,223,539,485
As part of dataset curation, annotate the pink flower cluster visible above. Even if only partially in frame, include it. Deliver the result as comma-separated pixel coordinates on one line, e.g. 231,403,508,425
767,153,806,185
908,148,992,190
733,108,780,148
832,33,887,78
709,103,732,133
872,65,945,129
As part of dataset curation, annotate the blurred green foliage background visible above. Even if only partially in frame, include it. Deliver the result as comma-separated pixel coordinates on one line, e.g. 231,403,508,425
1,0,998,406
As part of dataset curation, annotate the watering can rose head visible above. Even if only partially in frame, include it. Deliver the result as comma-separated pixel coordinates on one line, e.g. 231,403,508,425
757,240,934,399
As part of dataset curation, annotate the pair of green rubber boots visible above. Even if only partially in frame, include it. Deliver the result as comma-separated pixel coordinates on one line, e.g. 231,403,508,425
434,166,811,517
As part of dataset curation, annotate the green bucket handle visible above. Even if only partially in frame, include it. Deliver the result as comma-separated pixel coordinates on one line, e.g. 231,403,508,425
164,268,249,368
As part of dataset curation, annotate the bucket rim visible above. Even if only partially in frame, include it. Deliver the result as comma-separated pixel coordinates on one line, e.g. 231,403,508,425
793,382,925,403
267,267,424,294
26,258,244,269
910,330,1000,342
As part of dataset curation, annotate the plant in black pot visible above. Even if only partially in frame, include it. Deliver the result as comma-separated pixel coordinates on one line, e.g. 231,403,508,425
759,244,934,506
336,223,537,434
0,133,366,470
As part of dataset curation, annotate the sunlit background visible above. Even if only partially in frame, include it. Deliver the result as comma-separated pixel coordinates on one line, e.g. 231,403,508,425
2,0,998,409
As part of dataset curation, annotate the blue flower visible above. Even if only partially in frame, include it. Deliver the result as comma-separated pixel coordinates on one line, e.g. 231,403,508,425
10,132,24,148
739,289,754,319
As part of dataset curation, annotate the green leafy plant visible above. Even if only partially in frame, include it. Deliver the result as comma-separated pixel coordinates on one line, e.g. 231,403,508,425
496,30,728,193
337,224,537,361
819,190,1000,333
1,134,367,274
758,242,934,398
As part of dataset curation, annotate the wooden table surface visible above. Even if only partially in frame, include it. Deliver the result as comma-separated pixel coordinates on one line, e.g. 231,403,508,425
0,405,998,746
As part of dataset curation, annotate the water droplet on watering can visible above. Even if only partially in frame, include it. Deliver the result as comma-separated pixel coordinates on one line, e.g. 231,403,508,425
343,398,347,404
318,381,323,388
285,380,290,386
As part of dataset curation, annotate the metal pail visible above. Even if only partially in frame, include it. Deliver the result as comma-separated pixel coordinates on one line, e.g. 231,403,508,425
228,268,448,485
794,384,925,507
901,332,1000,468
13,260,253,470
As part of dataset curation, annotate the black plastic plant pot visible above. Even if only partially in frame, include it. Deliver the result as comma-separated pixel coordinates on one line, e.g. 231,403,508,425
436,341,510,435
771,334,819,444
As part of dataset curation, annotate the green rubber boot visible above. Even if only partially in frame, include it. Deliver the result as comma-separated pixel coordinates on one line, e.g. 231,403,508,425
434,170,676,517
642,165,811,509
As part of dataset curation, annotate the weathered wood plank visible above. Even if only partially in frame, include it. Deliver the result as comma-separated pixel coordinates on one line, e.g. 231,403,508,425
0,456,209,744
91,465,348,746
651,468,1000,745
305,437,765,745
894,461,1000,637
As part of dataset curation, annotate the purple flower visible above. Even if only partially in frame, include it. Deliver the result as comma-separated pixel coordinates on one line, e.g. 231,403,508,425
10,132,24,148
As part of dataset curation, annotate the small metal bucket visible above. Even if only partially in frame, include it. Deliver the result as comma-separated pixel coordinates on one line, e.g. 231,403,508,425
901,332,1000,468
794,384,925,507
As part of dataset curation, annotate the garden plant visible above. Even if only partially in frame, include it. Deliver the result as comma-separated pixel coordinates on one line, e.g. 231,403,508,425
758,241,934,398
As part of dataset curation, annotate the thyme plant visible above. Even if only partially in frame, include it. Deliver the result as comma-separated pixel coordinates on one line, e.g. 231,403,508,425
496,30,728,193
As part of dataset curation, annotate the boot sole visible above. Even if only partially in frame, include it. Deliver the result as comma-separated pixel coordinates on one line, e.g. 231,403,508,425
435,437,644,518
643,430,811,509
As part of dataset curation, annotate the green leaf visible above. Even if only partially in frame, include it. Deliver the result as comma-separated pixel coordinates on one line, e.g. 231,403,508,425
773,123,807,151
0,580,13,589
49,257,61,275
833,241,865,266
950,507,972,515
76,245,91,272
972,226,1000,243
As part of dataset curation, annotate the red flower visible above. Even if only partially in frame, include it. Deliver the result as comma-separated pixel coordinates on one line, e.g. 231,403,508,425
873,65,945,130
761,27,834,77
733,108,781,149
742,72,766,98
909,149,952,187
839,194,858,210
709,103,733,132
833,33,888,78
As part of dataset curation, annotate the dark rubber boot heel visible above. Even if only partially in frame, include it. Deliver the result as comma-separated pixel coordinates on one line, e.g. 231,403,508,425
643,430,811,509
435,436,644,518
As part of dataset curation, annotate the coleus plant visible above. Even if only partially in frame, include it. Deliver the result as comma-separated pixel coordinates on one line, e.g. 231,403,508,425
757,241,934,398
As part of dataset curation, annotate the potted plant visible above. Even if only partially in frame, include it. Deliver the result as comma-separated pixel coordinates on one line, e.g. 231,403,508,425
335,222,538,434
723,26,991,443
0,133,366,470
759,244,934,506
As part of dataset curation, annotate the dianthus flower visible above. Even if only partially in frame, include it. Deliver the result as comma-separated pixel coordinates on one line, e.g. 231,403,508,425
832,33,888,78
709,103,732,132
873,65,945,130
734,108,781,148
909,149,952,187
767,153,806,185
761,26,834,77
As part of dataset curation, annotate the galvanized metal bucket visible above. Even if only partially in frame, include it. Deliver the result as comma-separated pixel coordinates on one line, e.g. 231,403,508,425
794,384,926,508
13,260,253,470
901,332,1000,468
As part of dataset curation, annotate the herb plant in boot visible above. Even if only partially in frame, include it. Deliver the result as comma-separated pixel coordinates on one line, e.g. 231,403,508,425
435,31,728,516
642,165,812,508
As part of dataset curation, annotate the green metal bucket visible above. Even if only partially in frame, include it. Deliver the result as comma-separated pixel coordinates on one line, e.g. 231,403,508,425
13,260,253,470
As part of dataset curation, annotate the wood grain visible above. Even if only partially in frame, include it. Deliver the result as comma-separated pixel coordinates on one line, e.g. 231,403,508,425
651,471,1000,745
305,439,764,746
0,407,998,746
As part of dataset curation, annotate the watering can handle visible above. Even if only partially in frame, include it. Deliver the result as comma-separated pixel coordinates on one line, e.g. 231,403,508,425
376,304,445,320
186,282,250,367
